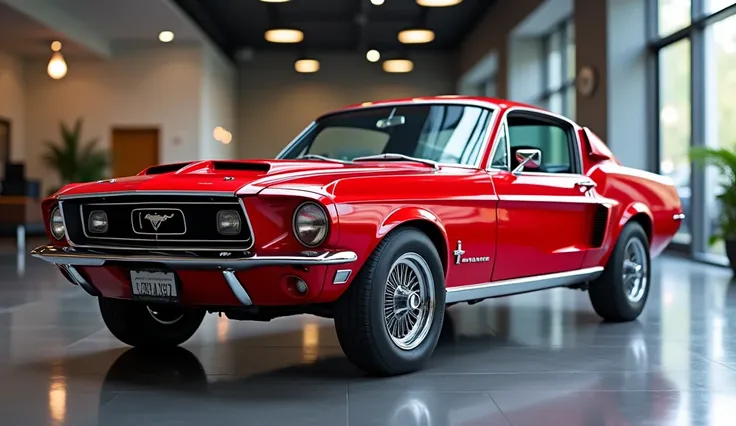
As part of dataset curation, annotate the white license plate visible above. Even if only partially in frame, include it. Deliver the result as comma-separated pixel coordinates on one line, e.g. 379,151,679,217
130,270,178,302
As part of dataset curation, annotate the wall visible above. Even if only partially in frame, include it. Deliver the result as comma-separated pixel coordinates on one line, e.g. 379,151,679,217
199,43,236,160
460,0,651,170
0,50,25,163
24,46,203,192
236,52,456,159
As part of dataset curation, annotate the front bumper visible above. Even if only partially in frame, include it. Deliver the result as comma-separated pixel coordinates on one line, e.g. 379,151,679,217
31,245,358,306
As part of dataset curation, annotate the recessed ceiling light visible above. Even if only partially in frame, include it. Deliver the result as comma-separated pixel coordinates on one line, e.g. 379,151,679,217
416,0,462,6
371,0,385,5
159,31,174,42
383,59,414,73
265,29,304,43
366,49,381,62
295,59,320,73
50,41,62,52
398,29,435,44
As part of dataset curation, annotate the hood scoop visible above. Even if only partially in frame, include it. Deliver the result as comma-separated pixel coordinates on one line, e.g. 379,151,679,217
143,162,194,175
212,161,271,173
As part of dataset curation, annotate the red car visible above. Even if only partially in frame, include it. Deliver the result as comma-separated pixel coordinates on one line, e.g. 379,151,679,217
32,96,683,375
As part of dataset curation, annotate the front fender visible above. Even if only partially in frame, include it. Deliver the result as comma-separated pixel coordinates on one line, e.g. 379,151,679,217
378,207,450,270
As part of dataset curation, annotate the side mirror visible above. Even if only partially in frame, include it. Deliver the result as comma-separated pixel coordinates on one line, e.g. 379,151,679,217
513,149,542,175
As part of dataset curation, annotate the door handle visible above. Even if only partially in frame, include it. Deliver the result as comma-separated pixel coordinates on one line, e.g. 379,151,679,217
574,180,597,192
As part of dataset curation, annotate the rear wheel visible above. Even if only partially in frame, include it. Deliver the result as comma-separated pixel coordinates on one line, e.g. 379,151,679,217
99,298,205,347
333,227,446,376
589,222,651,322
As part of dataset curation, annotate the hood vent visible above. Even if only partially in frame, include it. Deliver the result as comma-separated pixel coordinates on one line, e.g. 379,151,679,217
212,161,271,173
144,162,193,175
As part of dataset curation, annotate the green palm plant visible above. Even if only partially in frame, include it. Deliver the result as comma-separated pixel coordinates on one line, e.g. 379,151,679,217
42,118,108,194
689,146,736,244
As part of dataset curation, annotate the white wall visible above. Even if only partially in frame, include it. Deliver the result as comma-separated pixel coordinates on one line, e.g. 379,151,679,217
199,44,236,160
0,50,25,163
24,46,203,192
236,52,456,159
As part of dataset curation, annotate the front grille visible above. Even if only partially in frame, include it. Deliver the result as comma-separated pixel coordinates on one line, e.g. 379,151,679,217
59,194,253,250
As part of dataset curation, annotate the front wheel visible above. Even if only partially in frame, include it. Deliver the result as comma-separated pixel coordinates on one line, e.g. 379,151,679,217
333,227,446,376
99,298,205,347
589,222,651,322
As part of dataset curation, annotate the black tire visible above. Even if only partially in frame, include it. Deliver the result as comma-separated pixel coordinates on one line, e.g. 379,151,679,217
333,227,446,376
589,222,651,322
99,297,205,347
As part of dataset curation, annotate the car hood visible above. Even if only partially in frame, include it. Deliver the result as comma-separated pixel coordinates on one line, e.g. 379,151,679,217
54,159,436,198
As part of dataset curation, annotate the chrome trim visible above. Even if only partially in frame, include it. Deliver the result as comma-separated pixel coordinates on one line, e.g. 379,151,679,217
353,153,440,170
66,196,256,250
487,118,511,171
83,201,241,206
673,213,685,221
445,267,604,303
57,201,75,246
333,269,352,284
292,201,330,248
275,100,500,170
61,264,99,296
31,245,358,270
57,191,236,200
222,270,253,306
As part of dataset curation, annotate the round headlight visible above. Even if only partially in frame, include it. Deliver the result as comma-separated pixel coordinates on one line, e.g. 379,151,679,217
50,207,65,240
293,202,329,247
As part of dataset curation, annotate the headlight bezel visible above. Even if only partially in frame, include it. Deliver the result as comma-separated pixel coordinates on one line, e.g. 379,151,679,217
50,207,66,240
292,201,330,248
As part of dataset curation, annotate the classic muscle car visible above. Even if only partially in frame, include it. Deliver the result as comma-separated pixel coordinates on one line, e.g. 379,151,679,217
31,96,683,376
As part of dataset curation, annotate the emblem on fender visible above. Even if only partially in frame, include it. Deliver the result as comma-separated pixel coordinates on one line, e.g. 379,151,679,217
453,240,490,264
144,213,174,231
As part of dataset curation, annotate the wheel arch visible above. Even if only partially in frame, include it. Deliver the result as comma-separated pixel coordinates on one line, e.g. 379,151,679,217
378,208,450,277
619,202,653,243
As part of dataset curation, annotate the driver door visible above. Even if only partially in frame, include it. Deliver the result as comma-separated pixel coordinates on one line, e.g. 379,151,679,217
489,110,600,281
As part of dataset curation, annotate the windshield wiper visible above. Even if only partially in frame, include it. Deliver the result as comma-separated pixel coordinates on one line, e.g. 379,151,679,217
297,154,354,164
352,153,439,170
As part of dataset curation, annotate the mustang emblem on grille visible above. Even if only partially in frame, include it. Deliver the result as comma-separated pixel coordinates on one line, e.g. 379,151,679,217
144,213,175,231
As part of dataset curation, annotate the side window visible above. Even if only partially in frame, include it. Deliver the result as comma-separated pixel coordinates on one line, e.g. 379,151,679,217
309,127,389,160
490,123,509,169
507,113,575,174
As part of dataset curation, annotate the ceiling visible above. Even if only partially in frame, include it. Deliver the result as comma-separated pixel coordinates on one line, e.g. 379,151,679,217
172,0,494,59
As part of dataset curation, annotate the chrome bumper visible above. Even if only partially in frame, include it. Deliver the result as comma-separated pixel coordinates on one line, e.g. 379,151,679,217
31,245,358,269
31,245,358,307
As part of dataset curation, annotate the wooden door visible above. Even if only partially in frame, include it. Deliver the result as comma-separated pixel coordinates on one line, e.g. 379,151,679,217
111,128,159,178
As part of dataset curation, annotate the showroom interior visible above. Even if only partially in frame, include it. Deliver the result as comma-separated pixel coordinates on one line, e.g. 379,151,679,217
1,0,736,424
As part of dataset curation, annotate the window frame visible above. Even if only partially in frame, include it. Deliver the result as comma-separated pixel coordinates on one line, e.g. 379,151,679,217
538,17,576,118
649,0,736,264
486,108,583,176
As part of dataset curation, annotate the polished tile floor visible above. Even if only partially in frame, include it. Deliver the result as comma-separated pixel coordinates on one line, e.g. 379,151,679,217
1,238,736,425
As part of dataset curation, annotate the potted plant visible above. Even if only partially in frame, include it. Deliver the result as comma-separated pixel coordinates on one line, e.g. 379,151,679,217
42,118,107,195
690,146,736,272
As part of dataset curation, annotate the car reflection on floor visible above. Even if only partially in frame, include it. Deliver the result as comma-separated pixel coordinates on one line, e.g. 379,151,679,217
89,311,681,426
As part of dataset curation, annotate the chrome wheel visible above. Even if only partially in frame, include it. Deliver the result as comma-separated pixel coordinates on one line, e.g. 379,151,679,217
383,253,435,350
622,238,648,303
146,305,184,325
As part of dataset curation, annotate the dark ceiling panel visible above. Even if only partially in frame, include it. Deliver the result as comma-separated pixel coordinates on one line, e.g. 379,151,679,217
171,0,495,58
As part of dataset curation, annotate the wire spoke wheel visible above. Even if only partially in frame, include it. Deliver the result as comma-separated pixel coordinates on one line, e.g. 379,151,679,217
622,238,648,303
383,252,435,350
146,305,184,325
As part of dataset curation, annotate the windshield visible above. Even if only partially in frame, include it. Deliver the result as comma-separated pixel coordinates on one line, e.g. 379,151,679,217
277,104,494,166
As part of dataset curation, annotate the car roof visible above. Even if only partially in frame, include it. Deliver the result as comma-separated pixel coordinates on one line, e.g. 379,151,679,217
318,95,547,120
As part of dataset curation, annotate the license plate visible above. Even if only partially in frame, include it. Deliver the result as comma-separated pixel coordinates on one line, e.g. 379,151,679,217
130,270,178,303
